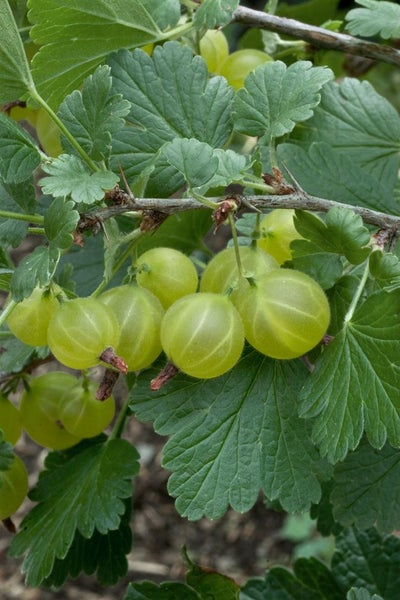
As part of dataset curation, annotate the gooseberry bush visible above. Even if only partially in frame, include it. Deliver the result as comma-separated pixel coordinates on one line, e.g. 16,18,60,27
1,0,400,598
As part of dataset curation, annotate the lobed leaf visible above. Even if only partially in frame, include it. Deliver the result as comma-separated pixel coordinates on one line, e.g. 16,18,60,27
108,42,234,196
241,557,344,599
194,0,239,28
124,581,200,600
10,245,60,301
0,0,35,103
27,0,173,108
278,142,399,215
40,155,119,204
345,0,400,40
293,207,371,265
331,440,400,534
0,114,40,184
299,290,400,463
9,438,139,587
57,65,130,162
44,197,80,250
233,60,333,143
332,528,400,598
0,337,47,374
130,351,329,520
347,589,383,600
290,79,400,190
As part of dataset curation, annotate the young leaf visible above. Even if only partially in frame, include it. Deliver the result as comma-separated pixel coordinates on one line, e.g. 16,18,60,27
130,351,330,520
10,245,60,301
345,0,400,40
332,528,400,598
27,0,167,108
0,114,40,184
233,61,333,143
299,290,400,463
331,440,400,534
40,155,119,204
368,251,400,290
57,65,130,162
44,198,80,250
277,142,399,215
194,0,239,28
293,208,371,265
108,42,234,196
9,438,139,587
124,581,200,600
290,79,400,189
0,0,35,103
241,558,344,599
161,138,219,189
185,550,240,599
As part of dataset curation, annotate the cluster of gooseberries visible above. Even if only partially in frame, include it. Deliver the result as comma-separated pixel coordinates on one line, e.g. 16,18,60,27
1,210,330,521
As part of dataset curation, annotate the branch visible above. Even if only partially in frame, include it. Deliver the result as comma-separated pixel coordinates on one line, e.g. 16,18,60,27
85,192,400,232
232,6,400,68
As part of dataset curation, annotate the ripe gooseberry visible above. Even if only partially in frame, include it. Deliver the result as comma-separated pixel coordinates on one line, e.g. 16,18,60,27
47,297,120,370
200,245,278,304
160,292,244,379
136,247,198,309
237,269,330,359
0,455,29,520
60,381,115,439
99,285,164,371
6,287,60,346
219,49,272,90
20,372,82,449
257,209,303,264
0,395,22,445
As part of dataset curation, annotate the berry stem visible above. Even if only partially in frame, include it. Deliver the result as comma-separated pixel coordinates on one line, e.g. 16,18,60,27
109,393,131,440
343,259,370,325
227,212,243,278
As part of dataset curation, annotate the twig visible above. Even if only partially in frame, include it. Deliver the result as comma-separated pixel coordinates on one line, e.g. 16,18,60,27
81,191,400,232
232,6,400,68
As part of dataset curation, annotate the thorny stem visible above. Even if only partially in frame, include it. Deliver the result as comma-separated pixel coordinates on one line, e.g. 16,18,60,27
232,6,400,68
343,259,370,325
82,193,400,233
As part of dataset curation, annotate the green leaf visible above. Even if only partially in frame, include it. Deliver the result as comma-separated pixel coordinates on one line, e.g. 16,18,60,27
0,0,35,103
233,61,333,143
161,138,219,188
124,581,200,600
108,42,234,196
291,244,343,290
332,528,400,598
194,0,239,28
331,440,400,534
369,251,400,290
57,65,130,162
205,149,249,190
345,0,400,40
241,558,345,599
290,79,400,189
27,0,167,108
185,551,240,599
40,155,119,204
9,438,139,587
277,143,399,215
293,208,371,265
44,198,80,250
131,351,329,520
0,114,40,184
0,178,36,247
0,336,44,373
10,245,60,301
43,501,132,587
299,290,400,463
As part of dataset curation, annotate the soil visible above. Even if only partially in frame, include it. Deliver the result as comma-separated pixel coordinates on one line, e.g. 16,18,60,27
0,387,294,600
